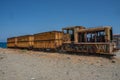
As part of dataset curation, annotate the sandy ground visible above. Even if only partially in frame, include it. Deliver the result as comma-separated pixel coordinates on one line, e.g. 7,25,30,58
0,48,120,80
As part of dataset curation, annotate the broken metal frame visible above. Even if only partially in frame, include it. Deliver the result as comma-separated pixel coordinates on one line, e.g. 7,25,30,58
62,26,115,54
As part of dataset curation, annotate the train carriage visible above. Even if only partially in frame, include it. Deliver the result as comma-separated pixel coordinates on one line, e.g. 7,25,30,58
33,31,63,51
16,35,34,49
7,37,17,48
7,26,117,55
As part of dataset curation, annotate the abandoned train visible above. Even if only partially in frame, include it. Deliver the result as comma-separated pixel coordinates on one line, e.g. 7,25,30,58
7,26,116,55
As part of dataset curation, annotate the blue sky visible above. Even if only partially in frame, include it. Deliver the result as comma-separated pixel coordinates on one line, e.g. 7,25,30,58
0,0,120,42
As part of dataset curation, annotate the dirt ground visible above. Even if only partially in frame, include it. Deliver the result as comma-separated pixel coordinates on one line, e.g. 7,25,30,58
0,48,120,80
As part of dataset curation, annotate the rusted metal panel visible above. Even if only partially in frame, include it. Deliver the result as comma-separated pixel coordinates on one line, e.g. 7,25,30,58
34,40,62,49
34,31,63,41
16,35,34,48
33,31,63,49
62,26,85,30
77,27,112,33
77,27,112,42
62,42,115,54
62,26,86,43
62,34,70,42
7,37,17,48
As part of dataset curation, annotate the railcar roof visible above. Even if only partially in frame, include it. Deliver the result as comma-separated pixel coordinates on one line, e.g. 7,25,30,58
62,26,85,30
34,31,62,35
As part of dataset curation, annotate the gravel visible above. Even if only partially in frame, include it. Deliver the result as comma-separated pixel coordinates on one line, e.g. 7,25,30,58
0,48,120,80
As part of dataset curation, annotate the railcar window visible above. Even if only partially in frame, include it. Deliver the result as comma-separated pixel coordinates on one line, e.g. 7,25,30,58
69,30,74,41
63,30,67,34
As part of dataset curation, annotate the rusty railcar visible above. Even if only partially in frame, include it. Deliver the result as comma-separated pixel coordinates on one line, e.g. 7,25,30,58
33,31,63,51
16,35,34,49
7,26,117,55
7,37,17,48
62,26,116,55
